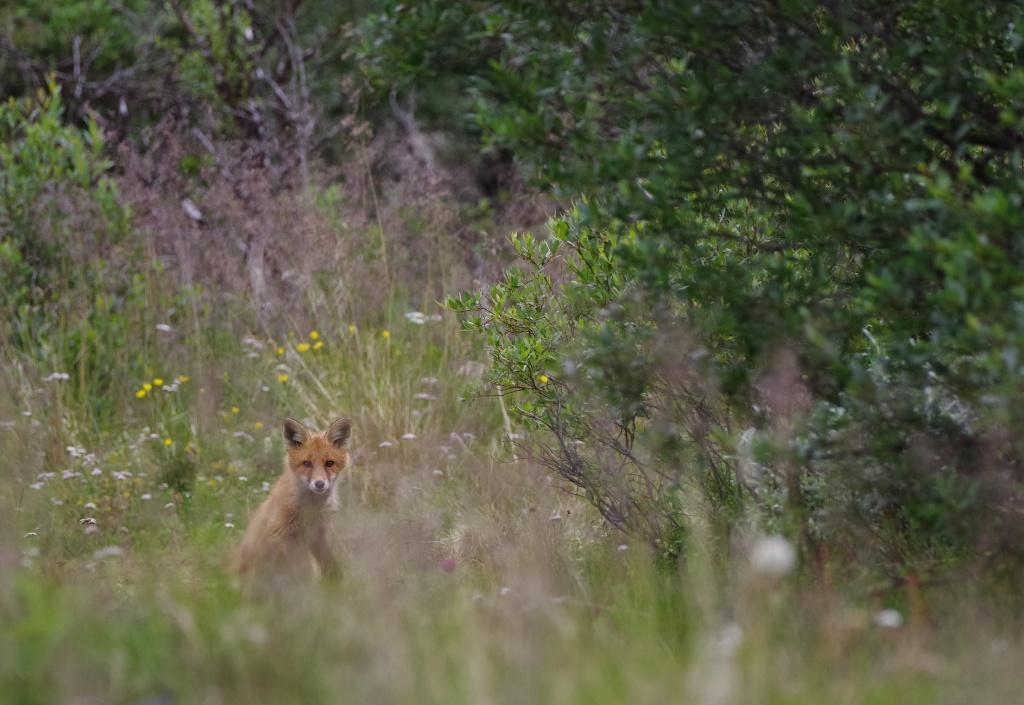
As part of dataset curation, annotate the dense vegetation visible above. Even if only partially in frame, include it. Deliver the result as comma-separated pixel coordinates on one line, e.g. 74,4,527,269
2,2,1024,703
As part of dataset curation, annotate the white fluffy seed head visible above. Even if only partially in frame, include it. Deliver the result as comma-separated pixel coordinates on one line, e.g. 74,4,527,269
749,535,797,577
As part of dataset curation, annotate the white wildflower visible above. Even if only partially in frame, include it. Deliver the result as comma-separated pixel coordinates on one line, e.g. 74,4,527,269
405,311,428,324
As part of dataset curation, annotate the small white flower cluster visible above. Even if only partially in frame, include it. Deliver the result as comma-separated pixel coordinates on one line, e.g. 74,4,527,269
404,311,443,325
160,378,184,393
42,372,70,382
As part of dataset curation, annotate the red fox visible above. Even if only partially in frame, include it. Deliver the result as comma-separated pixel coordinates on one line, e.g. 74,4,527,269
233,417,352,583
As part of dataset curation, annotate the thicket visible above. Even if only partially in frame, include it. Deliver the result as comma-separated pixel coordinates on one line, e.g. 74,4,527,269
366,1,1024,571
4,0,1024,575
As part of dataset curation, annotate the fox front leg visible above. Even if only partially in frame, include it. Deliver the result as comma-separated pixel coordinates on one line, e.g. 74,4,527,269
310,523,339,578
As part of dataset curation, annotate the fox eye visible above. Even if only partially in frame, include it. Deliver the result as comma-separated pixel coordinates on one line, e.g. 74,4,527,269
325,460,334,467
303,461,312,468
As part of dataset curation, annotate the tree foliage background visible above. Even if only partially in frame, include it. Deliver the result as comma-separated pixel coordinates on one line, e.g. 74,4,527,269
3,0,1024,576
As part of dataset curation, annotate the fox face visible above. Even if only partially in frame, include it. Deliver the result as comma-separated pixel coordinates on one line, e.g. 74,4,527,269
283,417,352,496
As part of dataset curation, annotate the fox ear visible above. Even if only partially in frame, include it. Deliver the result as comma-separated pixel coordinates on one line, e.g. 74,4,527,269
283,418,310,449
326,418,352,449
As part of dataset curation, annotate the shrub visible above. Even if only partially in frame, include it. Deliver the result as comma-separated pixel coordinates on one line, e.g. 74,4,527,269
0,82,152,423
430,1,1024,567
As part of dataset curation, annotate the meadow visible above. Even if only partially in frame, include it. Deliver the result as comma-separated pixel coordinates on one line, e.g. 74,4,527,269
2,280,1022,705
4,2,1024,700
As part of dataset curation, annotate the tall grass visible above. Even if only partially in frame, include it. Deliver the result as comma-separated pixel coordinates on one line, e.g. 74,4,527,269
4,272,1023,705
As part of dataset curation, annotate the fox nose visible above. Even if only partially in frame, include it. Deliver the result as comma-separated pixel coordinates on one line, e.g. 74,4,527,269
314,479,326,490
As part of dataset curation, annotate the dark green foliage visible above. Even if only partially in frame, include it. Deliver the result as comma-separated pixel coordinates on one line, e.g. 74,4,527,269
435,1,1024,565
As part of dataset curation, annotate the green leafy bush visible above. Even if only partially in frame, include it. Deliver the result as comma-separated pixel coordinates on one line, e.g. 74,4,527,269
427,1,1024,566
0,82,143,419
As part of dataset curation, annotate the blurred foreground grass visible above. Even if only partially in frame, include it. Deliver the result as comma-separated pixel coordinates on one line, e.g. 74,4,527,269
1,306,1022,705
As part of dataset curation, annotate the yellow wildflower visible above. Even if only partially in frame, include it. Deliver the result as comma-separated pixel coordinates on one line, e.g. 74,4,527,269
348,325,356,333
136,389,146,399
382,330,391,338
277,346,284,355
539,375,549,383
231,406,239,414
164,438,172,446
313,341,324,350
278,374,289,383
297,343,311,352
254,421,264,430
144,383,153,391
310,331,319,340
154,378,164,386
178,375,189,382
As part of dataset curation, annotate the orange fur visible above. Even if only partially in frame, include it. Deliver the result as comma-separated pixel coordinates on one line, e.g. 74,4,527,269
233,417,352,583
